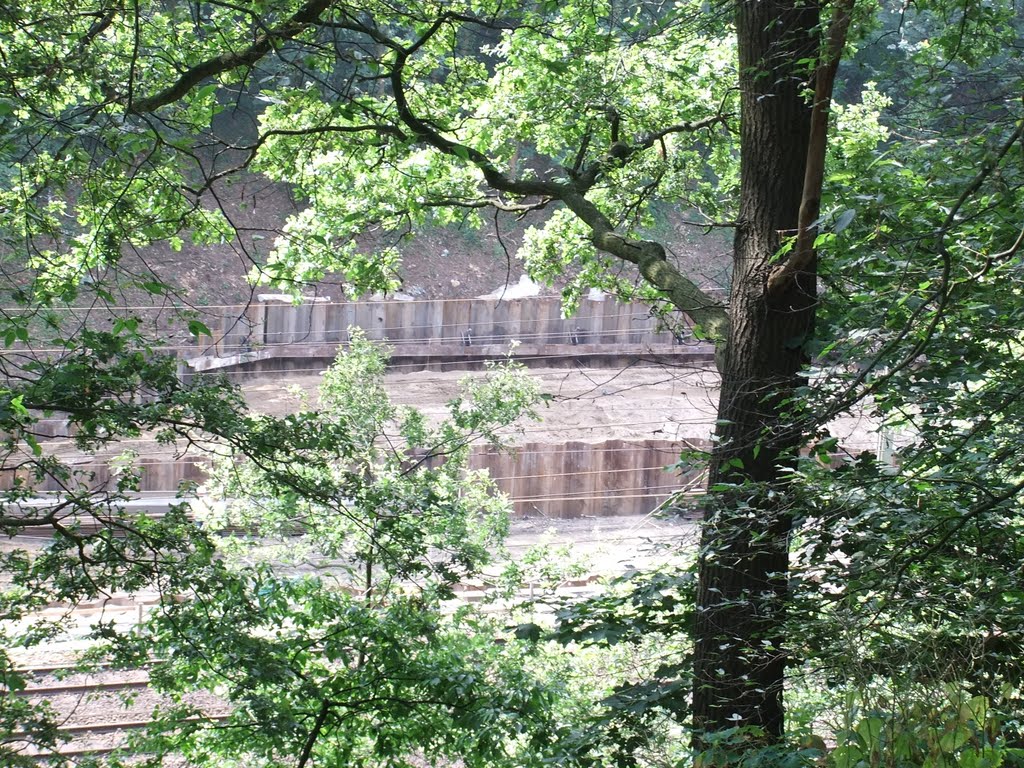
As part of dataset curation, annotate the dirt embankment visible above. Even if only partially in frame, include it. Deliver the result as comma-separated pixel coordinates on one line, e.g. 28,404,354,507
29,169,729,319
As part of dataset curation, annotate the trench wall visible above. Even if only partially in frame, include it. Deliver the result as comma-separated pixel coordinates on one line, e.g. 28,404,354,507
198,296,694,353
4,439,705,519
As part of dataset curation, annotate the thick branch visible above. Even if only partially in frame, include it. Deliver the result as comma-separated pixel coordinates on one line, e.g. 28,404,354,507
641,116,731,147
129,0,335,113
344,11,730,343
297,700,333,768
422,196,551,214
766,0,855,297
105,0,729,345
595,232,729,341
559,188,729,342
376,13,561,201
79,8,118,52
0,493,109,529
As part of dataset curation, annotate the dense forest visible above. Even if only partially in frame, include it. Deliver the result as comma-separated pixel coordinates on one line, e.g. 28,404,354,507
1,0,1023,765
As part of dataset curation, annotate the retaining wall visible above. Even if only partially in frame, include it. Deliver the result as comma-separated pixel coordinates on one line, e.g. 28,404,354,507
197,296,696,354
3,440,705,519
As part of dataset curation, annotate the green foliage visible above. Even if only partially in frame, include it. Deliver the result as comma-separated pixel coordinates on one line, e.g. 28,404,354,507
778,0,1024,755
1,0,1024,764
692,727,822,768
88,336,571,766
236,1,739,300
831,688,1012,768
205,332,537,583
541,561,698,766
0,327,582,767
0,340,264,762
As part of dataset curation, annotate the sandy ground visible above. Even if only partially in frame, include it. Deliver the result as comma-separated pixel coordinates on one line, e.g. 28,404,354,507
22,364,726,476
244,363,721,443
243,363,882,451
21,363,885,502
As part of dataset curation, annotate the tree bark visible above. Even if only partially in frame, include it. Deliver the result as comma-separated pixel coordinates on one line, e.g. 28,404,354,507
691,0,819,742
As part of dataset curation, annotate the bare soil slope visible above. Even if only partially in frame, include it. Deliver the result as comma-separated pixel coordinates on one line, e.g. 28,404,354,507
122,177,731,309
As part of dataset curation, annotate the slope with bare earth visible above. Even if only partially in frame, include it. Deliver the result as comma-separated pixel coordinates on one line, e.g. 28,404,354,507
89,175,731,322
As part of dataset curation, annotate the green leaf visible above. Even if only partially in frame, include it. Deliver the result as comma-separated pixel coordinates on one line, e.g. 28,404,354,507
514,622,542,642
188,320,212,338
10,394,29,417
834,208,856,233
141,280,170,295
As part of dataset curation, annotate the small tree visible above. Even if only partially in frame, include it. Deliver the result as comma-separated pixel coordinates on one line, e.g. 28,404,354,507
99,336,569,765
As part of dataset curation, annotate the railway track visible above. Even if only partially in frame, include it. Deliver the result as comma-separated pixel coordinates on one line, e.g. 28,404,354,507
53,714,230,737
10,668,230,763
16,678,151,696
19,714,232,762
8,515,697,762
7,579,610,761
14,660,157,676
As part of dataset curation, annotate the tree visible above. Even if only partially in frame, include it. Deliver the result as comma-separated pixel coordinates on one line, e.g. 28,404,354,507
0,334,361,763
2,0,1023,762
244,0,856,739
0,327,578,765
105,337,569,766
783,1,1024,740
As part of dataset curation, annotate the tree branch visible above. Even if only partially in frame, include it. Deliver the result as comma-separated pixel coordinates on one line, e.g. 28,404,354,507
371,13,561,202
185,123,409,196
128,0,335,113
638,115,733,150
78,8,118,51
892,476,1024,592
559,188,730,342
574,114,730,191
766,0,855,297
296,699,333,768
344,10,730,344
421,196,551,214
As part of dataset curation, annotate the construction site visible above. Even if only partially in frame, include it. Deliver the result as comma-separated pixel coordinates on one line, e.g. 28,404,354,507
3,291,883,758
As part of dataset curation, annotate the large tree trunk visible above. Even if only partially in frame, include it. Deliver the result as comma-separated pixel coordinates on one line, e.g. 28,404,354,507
691,0,819,742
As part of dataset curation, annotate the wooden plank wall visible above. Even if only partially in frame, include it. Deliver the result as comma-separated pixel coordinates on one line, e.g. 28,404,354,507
201,297,691,353
0,456,210,494
472,439,702,517
4,440,703,519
